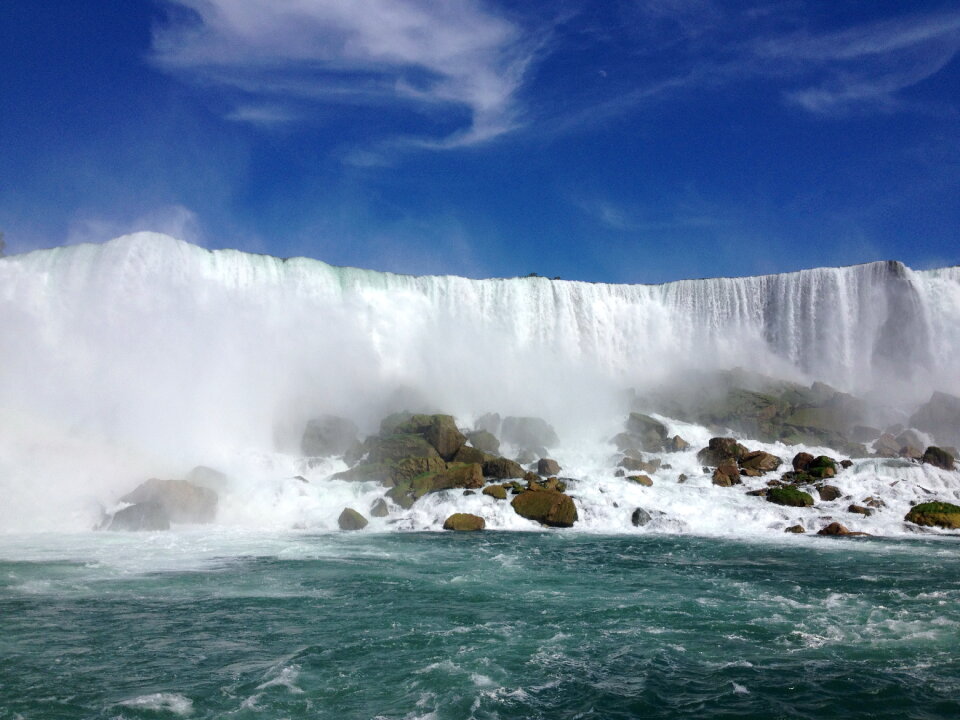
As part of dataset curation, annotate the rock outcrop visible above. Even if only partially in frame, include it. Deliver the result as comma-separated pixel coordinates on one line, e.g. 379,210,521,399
119,479,218,524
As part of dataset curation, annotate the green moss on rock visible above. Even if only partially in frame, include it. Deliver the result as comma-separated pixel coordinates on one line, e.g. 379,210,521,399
766,486,814,507
905,501,960,529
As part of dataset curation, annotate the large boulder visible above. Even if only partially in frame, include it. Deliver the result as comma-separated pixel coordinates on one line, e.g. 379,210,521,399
873,433,900,457
511,490,578,527
475,413,502,436
818,522,852,536
697,437,748,466
301,415,360,456
119,479,217,524
910,391,960,447
631,507,652,527
905,502,960,529
482,485,508,500
483,457,526,480
466,430,500,454
625,413,669,452
443,513,485,531
739,450,782,474
391,414,467,461
452,445,491,465
367,434,442,464
410,463,484,498
806,456,838,479
922,446,956,471
537,458,561,476
501,416,559,450
103,502,170,531
619,456,661,473
792,452,814,471
338,508,368,530
818,485,843,501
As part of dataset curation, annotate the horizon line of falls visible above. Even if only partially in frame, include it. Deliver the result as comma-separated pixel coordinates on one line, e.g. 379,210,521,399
1,232,959,530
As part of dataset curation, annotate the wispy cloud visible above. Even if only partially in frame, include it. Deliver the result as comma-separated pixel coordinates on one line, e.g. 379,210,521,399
153,0,538,147
752,9,960,113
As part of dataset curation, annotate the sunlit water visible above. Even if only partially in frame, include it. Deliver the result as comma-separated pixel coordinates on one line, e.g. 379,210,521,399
2,531,959,719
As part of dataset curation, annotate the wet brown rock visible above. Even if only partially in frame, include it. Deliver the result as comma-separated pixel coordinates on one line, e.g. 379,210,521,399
443,513,485,531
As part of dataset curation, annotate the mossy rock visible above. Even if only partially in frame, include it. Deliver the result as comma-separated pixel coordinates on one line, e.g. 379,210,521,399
482,485,508,500
467,430,500,454
392,414,467,460
368,434,441,463
905,501,960,529
806,455,837,479
697,437,748,466
511,490,578,527
442,513,485,531
410,462,484,499
921,446,956,471
338,508,368,530
483,457,525,480
766,486,814,507
393,456,448,484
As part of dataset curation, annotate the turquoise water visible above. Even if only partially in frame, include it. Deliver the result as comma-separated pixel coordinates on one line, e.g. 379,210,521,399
2,532,959,719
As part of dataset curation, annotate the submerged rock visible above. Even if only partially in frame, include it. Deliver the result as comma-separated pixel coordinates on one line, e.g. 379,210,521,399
103,502,170,532
905,501,960,529
443,513,485,531
119,479,217,524
511,490,578,527
338,508,368,530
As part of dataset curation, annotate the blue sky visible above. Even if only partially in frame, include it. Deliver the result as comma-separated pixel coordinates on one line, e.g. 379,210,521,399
1,0,958,282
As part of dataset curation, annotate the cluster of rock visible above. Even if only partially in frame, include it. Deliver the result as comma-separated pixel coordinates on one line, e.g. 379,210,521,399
99,474,221,531
322,411,578,531
636,370,960,461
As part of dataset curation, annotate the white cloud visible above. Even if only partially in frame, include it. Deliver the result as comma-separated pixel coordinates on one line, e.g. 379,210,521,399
153,0,536,147
753,10,960,113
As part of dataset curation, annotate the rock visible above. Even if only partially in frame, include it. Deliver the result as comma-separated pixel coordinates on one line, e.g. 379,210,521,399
103,502,170,531
848,504,872,516
511,490,578,527
301,415,359,456
452,445,491,465
766,486,814,507
677,473,688,483
467,430,500,454
910,391,960,447
921,446,955,470
501,416,559,450
817,522,851,536
627,474,653,487
184,465,229,490
331,462,396,484
739,450,782,474
874,433,900,457
370,499,390,517
697,437,748,466
840,459,853,469
482,485,507,500
851,425,881,443
474,412,502,436
745,488,767,496
541,477,567,492
618,456,661,473
443,513,485,531
537,458,561,476
367,434,441,463
119,479,217,524
631,508,652,527
612,432,642,454
669,435,690,452
410,463,484,498
818,485,843,501
483,457,525,479
792,452,814,472
625,413,669,451
863,496,885,509
784,524,805,534
712,459,741,487
338,508,368,530
806,456,837,479
392,414,467,461
904,501,960,529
